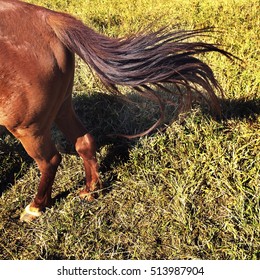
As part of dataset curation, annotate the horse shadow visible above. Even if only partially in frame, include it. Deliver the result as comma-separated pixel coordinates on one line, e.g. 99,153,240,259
52,92,162,202
0,91,259,200
42,92,260,203
219,97,260,121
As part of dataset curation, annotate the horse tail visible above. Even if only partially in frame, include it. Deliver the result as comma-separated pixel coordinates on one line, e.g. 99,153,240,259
46,11,234,136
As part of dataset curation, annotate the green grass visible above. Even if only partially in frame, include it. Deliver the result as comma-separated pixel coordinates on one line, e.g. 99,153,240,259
0,0,259,260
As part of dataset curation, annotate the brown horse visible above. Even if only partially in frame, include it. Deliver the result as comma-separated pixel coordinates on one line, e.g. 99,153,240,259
0,0,234,221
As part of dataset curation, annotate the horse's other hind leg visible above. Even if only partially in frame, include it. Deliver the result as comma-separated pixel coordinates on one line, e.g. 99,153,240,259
8,128,61,222
76,133,101,201
55,97,100,201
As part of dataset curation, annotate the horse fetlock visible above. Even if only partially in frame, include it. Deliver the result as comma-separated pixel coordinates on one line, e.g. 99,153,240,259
20,204,42,222
79,189,96,202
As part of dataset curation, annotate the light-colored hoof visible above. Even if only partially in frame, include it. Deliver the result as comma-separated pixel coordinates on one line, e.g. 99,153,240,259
79,190,95,202
20,204,42,222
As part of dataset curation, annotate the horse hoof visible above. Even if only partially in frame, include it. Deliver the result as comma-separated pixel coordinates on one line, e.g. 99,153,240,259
20,204,42,222
79,190,95,202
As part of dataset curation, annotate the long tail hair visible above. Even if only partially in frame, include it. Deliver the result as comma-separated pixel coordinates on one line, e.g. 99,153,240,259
46,11,234,137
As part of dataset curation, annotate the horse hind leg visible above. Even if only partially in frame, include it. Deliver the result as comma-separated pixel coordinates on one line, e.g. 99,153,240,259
75,133,101,201
55,97,101,201
8,128,61,222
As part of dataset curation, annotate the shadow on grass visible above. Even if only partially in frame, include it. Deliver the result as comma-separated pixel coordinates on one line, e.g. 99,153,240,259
0,136,33,195
0,91,259,199
220,97,260,122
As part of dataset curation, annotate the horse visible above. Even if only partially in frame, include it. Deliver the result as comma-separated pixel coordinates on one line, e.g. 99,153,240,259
0,0,235,222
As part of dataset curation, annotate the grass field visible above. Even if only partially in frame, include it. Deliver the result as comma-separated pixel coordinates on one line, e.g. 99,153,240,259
0,0,259,260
